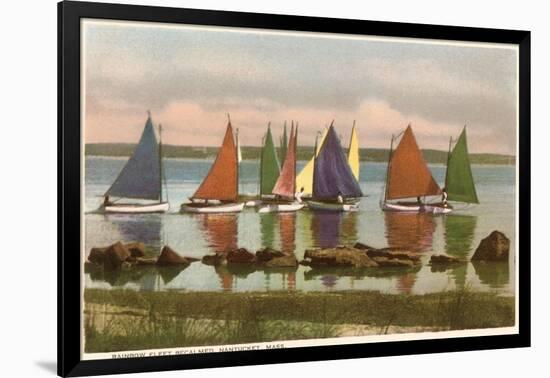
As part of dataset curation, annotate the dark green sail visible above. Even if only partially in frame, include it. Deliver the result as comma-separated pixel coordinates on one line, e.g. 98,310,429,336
445,128,479,204
260,125,280,195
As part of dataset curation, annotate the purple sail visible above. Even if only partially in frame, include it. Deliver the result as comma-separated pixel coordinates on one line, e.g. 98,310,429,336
313,125,362,199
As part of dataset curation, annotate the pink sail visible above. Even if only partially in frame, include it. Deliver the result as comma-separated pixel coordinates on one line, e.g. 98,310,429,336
272,124,297,199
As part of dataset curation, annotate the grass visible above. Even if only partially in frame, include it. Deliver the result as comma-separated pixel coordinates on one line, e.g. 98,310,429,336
84,288,515,353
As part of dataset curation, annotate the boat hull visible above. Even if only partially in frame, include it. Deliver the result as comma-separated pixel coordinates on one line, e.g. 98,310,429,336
307,200,359,212
180,202,245,214
257,202,305,213
104,202,170,214
382,202,453,214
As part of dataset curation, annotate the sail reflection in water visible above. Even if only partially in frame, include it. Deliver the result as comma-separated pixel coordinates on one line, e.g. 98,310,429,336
307,211,359,289
278,213,296,290
196,213,238,290
310,211,358,249
259,212,298,290
443,215,477,289
385,212,436,293
384,212,436,252
197,214,238,253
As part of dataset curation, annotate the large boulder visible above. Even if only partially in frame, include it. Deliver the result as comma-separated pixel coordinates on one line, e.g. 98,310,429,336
265,254,298,268
104,242,132,270
227,248,256,264
471,231,510,262
256,247,286,263
303,247,378,268
88,247,107,265
156,246,189,266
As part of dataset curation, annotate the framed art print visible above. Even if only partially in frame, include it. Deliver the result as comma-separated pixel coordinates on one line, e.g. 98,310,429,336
58,1,531,376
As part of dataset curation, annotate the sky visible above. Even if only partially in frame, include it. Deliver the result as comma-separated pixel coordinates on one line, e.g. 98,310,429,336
83,19,518,154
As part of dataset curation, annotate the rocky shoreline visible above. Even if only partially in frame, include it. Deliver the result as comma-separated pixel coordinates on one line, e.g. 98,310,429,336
85,230,510,274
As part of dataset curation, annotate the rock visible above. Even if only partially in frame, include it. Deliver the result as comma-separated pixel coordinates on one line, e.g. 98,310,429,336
89,241,146,264
202,253,227,266
256,247,286,262
430,254,463,265
353,242,377,251
125,242,146,258
371,256,415,267
303,247,378,268
299,259,311,266
156,246,190,265
104,242,132,270
135,257,157,266
471,231,510,262
365,249,420,263
227,248,256,264
265,254,298,268
88,247,107,265
185,256,200,263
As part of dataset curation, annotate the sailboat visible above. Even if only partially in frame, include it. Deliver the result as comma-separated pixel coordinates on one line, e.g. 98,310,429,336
258,124,305,213
439,126,479,210
180,117,244,213
381,125,444,213
307,123,363,211
243,122,281,207
102,112,169,213
295,127,328,198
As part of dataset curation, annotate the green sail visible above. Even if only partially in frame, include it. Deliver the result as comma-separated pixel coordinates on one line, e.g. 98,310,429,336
445,128,479,204
260,126,281,195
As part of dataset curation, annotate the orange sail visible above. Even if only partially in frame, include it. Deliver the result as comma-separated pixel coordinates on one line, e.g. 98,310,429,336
192,122,238,201
386,125,441,200
272,124,297,199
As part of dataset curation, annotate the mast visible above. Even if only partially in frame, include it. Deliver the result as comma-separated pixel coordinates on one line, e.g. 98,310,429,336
158,121,163,203
384,134,394,203
228,113,238,199
236,125,240,195
444,135,453,190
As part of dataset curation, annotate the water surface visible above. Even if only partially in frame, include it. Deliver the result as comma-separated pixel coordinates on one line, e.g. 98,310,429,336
85,157,516,295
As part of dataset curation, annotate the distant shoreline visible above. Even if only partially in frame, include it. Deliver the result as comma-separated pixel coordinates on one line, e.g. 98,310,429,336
85,143,516,165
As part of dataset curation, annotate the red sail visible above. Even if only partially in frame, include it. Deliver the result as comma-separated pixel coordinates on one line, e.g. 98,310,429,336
272,124,297,199
192,122,238,201
386,126,441,200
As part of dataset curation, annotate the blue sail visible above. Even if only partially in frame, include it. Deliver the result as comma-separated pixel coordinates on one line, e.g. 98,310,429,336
105,115,161,200
313,125,362,199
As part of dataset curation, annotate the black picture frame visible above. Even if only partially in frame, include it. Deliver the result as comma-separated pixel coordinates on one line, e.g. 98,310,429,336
58,1,531,376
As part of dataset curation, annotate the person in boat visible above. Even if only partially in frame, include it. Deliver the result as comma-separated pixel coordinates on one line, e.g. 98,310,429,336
441,187,449,207
337,191,344,204
295,187,305,204
103,195,112,207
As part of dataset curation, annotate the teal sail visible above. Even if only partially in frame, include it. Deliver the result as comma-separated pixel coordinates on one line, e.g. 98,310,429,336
445,127,479,204
105,114,161,200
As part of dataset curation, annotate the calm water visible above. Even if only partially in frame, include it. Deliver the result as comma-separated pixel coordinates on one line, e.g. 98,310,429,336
85,157,516,295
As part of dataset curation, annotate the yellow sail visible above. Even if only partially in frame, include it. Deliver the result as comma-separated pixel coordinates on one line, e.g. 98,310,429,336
295,127,328,195
347,124,360,181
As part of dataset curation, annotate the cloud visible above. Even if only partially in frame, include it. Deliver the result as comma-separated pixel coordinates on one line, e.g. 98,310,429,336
83,20,518,154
